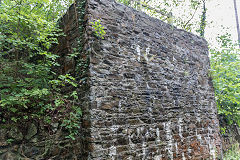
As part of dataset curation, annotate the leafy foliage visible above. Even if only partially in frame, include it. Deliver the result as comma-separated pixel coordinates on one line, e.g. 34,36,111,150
210,33,240,126
117,0,131,6
90,20,106,39
0,0,81,139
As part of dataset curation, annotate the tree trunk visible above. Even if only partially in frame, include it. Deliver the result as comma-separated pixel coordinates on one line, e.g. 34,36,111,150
233,0,240,48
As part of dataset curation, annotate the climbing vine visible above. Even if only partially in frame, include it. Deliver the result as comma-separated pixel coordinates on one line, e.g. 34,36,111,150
197,0,207,37
90,20,106,39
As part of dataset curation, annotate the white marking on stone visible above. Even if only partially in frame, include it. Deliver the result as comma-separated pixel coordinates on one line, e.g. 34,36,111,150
136,45,141,61
175,142,178,154
188,148,191,155
182,152,186,160
142,142,147,160
154,155,162,160
165,122,173,160
207,126,216,160
178,118,183,139
156,128,160,143
109,146,116,159
146,82,150,89
128,134,135,149
196,113,201,122
110,126,119,132
137,128,140,137
145,47,150,61
118,101,121,111
197,134,202,141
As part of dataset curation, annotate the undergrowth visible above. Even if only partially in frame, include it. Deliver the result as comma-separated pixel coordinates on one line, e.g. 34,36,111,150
0,0,83,140
223,144,240,160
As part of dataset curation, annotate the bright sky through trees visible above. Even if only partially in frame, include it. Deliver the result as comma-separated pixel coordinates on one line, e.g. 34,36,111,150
206,0,240,47
134,0,239,47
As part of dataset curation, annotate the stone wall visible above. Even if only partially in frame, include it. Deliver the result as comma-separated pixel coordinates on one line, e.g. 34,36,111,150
0,0,222,159
82,0,222,159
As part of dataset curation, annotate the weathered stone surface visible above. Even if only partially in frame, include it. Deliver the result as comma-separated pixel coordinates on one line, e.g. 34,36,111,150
8,126,23,141
0,0,222,159
25,123,38,140
0,152,17,160
80,0,222,159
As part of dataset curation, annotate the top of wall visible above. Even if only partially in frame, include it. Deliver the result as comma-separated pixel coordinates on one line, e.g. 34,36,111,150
86,0,208,51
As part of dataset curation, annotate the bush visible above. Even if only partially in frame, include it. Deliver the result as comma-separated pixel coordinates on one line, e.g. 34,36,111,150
0,0,81,140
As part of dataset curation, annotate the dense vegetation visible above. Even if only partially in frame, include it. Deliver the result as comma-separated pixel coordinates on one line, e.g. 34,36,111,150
210,34,240,126
0,0,81,140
